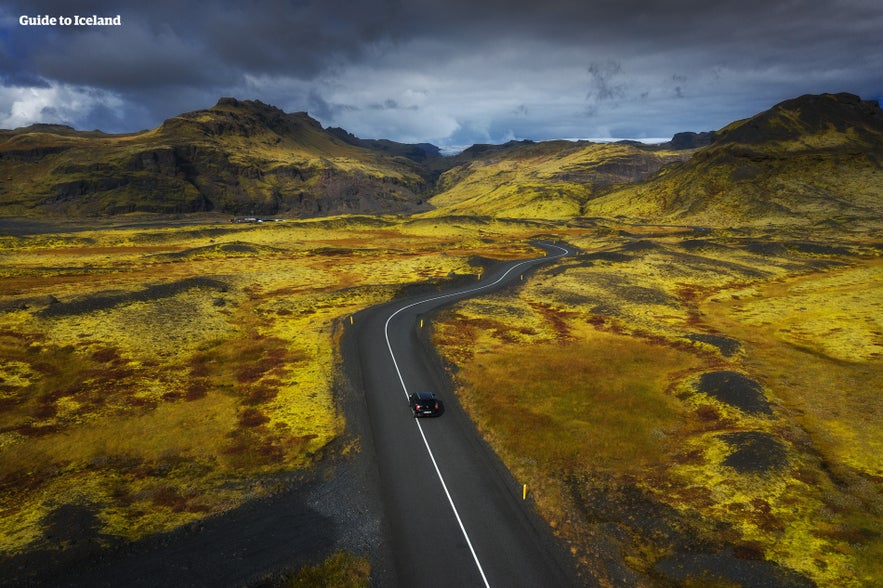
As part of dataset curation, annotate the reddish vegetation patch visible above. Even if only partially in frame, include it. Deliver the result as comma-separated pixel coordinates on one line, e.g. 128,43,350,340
235,364,267,384
91,347,122,364
693,404,722,423
586,315,606,327
15,423,63,437
528,302,576,339
185,380,208,401
244,381,281,405
151,486,189,512
238,408,270,428
676,284,713,302
32,402,58,419
188,354,212,378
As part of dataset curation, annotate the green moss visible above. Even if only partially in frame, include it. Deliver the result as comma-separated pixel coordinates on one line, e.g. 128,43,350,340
284,551,371,588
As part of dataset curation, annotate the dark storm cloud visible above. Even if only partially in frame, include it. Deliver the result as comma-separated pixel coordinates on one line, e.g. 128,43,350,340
5,0,402,88
1,0,881,144
587,61,626,102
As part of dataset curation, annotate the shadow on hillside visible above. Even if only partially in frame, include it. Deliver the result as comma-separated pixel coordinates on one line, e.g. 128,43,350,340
0,477,338,587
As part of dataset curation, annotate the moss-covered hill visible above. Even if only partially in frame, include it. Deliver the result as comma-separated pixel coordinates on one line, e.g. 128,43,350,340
585,93,883,227
0,98,434,217
423,139,690,219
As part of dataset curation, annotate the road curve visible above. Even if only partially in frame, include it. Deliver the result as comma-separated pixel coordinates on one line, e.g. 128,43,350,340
346,242,582,587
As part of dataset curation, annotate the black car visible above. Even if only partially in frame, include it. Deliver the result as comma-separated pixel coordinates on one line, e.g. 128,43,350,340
409,391,441,417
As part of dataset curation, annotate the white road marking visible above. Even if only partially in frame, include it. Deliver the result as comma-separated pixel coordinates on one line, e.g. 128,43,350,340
381,243,568,588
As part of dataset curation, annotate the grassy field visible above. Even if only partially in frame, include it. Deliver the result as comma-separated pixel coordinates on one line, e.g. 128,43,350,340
0,214,545,556
432,223,882,586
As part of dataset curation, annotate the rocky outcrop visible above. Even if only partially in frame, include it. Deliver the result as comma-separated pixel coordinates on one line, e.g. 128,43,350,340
664,131,716,150
327,127,442,162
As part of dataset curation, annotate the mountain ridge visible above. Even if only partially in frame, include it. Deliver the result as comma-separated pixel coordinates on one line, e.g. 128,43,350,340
713,92,882,147
2,93,880,226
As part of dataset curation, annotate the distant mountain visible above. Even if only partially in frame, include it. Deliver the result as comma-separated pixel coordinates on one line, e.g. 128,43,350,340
662,131,716,150
325,127,442,162
0,98,434,216
585,93,883,226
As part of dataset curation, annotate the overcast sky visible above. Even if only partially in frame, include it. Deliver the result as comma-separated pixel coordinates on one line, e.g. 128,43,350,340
1,0,881,150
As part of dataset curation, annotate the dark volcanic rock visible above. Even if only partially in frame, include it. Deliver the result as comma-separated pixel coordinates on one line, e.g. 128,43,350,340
665,131,716,150
38,277,229,317
687,333,742,357
695,371,772,415
720,431,789,474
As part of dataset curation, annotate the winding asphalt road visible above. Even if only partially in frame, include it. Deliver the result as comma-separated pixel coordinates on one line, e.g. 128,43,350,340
349,242,582,587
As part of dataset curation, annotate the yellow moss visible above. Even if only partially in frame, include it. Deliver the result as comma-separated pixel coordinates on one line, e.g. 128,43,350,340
810,416,883,477
732,263,883,362
0,360,35,390
99,505,208,542
703,260,883,478
288,550,371,588
667,443,859,585
2,392,236,467
41,293,240,359
427,142,683,219
435,318,701,476
0,501,47,553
